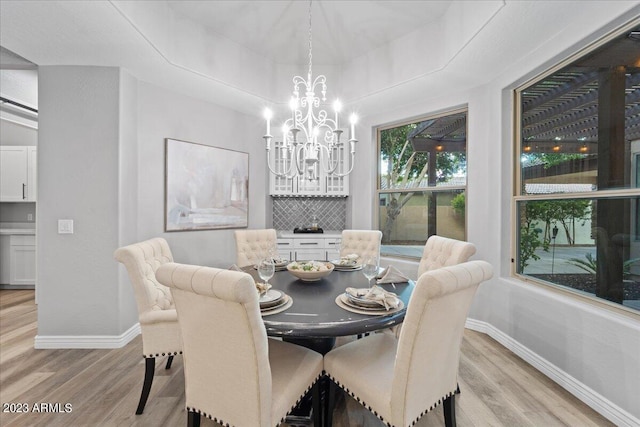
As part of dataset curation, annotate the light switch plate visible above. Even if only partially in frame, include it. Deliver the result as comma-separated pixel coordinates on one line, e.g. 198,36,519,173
58,219,74,234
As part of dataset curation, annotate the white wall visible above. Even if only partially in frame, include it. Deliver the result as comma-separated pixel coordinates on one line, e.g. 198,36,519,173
357,6,640,425
37,66,124,337
36,67,266,342
135,80,266,268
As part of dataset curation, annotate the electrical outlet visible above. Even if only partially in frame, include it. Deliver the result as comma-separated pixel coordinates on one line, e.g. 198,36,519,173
58,219,74,234
28,213,33,221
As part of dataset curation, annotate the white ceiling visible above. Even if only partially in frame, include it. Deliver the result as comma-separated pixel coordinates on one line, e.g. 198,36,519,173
166,1,453,66
1,1,639,118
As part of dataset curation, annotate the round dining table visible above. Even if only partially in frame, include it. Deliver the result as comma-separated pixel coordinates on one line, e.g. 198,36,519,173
243,265,415,354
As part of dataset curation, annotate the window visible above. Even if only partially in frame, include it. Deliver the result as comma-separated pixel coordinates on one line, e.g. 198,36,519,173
515,23,640,313
376,109,467,258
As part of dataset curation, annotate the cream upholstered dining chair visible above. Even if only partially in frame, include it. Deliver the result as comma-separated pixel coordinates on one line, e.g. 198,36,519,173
113,237,181,415
324,260,493,427
339,229,383,260
234,228,278,268
156,262,324,427
417,235,477,278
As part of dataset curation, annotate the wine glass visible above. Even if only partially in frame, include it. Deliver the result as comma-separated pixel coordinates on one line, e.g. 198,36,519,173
333,238,342,261
362,255,379,288
257,258,275,287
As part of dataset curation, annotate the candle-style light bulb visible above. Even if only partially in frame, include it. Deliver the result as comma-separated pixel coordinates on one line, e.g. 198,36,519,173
264,108,273,136
289,97,297,128
349,113,358,140
333,100,342,128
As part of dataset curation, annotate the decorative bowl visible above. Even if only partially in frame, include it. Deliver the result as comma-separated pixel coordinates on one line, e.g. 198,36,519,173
286,261,334,282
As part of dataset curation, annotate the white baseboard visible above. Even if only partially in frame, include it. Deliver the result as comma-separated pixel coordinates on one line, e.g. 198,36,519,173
465,318,640,427
34,323,140,349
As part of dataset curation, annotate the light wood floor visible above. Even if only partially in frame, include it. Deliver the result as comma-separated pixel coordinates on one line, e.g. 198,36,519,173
0,290,613,427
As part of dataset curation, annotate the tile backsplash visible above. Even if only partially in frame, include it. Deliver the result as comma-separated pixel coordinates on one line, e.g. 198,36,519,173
272,197,346,231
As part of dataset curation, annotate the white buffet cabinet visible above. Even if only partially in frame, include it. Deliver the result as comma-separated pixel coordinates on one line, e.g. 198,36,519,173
0,224,36,286
277,231,342,262
0,146,37,202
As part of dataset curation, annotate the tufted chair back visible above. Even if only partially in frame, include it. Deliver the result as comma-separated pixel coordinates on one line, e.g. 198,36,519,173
114,237,181,357
390,260,493,425
339,230,382,261
156,262,324,427
323,260,493,427
234,229,278,268
417,235,476,278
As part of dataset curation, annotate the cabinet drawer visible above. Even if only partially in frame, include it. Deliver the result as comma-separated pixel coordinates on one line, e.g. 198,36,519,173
10,235,35,246
294,249,326,261
277,238,294,248
293,238,326,249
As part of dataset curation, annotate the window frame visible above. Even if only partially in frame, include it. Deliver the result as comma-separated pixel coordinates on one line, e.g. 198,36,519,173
375,106,469,260
512,18,640,316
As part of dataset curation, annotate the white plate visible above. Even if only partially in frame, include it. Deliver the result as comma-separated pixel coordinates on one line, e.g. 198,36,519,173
259,289,284,305
332,262,363,271
254,260,289,271
345,292,382,308
340,294,387,311
261,295,290,312
331,259,358,266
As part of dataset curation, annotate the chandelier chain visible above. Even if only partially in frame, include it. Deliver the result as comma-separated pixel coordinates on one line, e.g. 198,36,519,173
307,0,313,79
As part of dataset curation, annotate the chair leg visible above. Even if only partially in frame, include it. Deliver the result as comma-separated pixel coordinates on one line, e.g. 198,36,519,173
135,357,155,415
325,379,336,427
165,355,174,370
443,394,456,427
312,381,322,427
188,410,201,427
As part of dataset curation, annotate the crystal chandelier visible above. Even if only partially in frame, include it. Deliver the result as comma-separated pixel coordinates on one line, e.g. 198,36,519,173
262,0,357,181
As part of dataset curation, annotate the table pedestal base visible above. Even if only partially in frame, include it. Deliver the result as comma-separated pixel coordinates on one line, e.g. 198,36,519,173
283,336,336,426
283,336,336,355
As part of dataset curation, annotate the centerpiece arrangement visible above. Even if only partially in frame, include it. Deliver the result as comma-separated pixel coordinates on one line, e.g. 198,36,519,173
286,260,334,282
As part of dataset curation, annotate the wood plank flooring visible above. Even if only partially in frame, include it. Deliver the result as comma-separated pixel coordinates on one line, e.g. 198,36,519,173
0,290,613,427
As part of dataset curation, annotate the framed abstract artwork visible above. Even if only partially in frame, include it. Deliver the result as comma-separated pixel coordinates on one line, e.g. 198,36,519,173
165,138,248,231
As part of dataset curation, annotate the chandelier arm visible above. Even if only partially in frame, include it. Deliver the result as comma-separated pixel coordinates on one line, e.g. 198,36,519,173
266,147,298,179
295,145,306,175
317,144,339,174
326,151,356,177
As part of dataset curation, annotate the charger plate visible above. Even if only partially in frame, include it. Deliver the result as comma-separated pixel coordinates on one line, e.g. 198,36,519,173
261,295,293,316
335,294,404,316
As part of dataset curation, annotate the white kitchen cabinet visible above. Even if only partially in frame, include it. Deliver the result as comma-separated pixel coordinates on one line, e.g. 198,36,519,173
325,238,341,261
276,238,294,261
293,237,325,261
278,233,343,262
0,146,37,201
268,141,349,196
9,235,36,285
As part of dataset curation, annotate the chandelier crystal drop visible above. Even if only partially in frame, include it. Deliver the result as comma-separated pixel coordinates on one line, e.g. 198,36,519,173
262,0,357,181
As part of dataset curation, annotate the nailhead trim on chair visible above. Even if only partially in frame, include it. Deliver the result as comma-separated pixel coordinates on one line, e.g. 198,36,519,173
186,374,323,427
142,351,182,358
325,373,456,427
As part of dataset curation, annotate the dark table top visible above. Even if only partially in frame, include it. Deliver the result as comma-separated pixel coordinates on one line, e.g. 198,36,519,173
244,266,414,338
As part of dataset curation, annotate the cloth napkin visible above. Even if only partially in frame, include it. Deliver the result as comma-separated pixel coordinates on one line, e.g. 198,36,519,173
228,264,243,271
376,265,411,284
345,285,400,310
336,253,360,265
255,282,272,296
